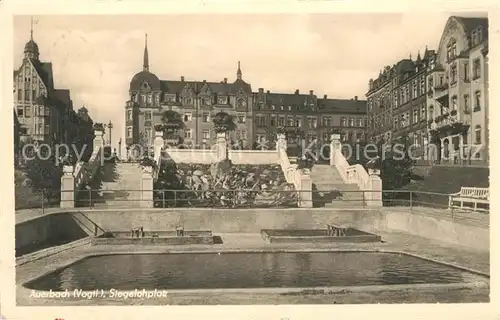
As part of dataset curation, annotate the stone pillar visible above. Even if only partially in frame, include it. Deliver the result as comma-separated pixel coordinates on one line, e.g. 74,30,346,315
366,169,382,207
60,165,75,208
298,172,313,208
216,132,227,162
153,129,164,160
329,133,341,166
276,133,287,151
94,130,104,150
141,166,154,208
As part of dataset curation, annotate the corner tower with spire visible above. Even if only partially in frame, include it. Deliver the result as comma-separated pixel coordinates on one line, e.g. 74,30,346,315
143,33,149,72
24,16,39,60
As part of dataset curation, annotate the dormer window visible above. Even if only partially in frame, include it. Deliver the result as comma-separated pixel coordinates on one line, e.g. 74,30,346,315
218,96,226,104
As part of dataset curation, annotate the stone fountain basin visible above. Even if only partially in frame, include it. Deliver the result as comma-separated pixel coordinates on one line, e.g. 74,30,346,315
91,230,214,245
261,228,381,244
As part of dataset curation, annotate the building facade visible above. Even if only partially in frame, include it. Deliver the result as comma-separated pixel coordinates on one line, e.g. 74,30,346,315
427,16,489,165
366,50,434,148
366,16,489,166
125,36,254,152
13,26,92,151
126,36,368,151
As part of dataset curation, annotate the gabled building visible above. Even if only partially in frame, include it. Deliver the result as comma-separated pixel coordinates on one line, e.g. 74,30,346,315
125,35,254,151
13,23,74,148
126,35,368,151
427,16,489,165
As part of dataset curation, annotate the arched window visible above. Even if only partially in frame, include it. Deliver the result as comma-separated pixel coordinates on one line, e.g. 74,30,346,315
475,125,481,144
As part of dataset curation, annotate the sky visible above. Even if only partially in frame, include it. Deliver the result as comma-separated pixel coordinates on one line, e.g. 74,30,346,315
13,13,466,146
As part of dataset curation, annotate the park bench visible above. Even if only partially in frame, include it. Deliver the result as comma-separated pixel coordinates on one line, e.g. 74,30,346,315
448,187,489,212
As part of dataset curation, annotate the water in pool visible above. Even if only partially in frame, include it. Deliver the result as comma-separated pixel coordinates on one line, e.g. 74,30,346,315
25,252,485,291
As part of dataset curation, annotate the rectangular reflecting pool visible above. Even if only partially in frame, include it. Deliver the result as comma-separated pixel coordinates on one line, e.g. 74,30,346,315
25,252,487,291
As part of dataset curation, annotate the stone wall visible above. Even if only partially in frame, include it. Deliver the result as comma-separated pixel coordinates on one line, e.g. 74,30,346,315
15,208,489,254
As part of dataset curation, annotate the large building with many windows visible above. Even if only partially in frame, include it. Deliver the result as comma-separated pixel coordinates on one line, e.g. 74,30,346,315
13,25,93,149
366,49,435,147
427,16,489,165
366,16,489,165
125,35,368,150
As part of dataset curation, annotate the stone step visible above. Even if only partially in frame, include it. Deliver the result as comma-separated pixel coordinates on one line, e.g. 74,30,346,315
324,201,365,208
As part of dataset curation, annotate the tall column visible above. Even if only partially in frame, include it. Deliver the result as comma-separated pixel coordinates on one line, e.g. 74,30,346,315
153,129,164,160
94,130,104,150
366,168,382,207
141,166,154,208
60,165,75,208
276,133,287,151
329,133,341,166
216,132,227,162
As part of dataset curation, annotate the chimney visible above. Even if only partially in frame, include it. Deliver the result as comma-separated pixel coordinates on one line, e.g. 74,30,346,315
258,88,264,93
203,80,206,83
181,76,185,82
295,89,299,94
324,94,327,99
224,78,227,83
266,90,270,94
354,96,358,101
309,90,314,95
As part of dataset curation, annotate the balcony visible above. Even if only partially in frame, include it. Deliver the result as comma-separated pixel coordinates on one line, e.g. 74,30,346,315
434,83,449,91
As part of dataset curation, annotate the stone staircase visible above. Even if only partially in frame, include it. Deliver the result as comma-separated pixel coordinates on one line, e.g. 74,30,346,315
310,164,365,208
94,162,143,207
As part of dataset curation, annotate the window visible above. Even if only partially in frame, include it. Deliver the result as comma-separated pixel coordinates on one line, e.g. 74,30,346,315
184,112,192,122
287,116,294,127
394,118,399,129
127,110,132,121
184,129,192,139
202,130,210,140
278,116,285,127
413,110,418,124
141,95,146,103
412,81,417,99
322,116,332,127
237,113,246,124
295,118,301,127
474,91,481,111
428,77,433,89
451,96,457,110
464,95,470,113
202,97,211,106
126,127,132,138
271,105,275,110
450,64,457,83
357,118,363,127
473,59,481,79
184,97,193,105
165,94,176,103
405,86,410,103
393,92,398,107
429,106,434,120
145,128,152,139
17,107,24,117
241,130,247,139
270,115,276,126
340,117,347,127
25,106,31,118
475,125,481,144
420,78,425,96
349,118,355,127
154,94,160,104
17,89,22,100
144,111,152,121
463,62,469,81
421,105,426,120
202,113,210,123
311,117,317,128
